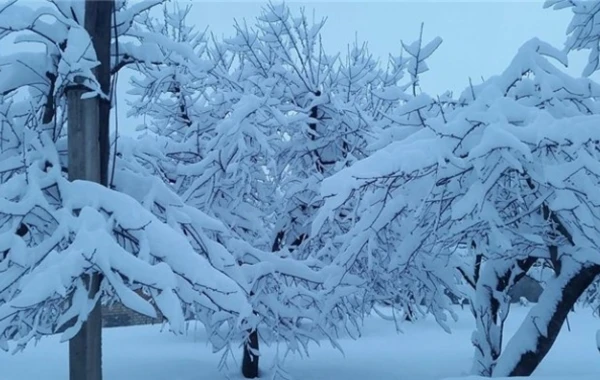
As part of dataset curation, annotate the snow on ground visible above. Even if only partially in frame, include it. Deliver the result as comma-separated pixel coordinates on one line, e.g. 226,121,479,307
0,305,599,380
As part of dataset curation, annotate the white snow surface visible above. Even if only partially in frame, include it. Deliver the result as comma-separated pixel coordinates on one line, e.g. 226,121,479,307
0,306,598,380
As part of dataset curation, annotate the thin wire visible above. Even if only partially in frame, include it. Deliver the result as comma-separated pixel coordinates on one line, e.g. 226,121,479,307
109,0,119,189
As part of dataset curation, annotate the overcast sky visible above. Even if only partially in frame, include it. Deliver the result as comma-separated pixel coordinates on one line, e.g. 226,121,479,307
178,1,579,92
113,0,584,133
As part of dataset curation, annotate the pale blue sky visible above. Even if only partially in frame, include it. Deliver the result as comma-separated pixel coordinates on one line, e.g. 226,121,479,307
176,0,579,93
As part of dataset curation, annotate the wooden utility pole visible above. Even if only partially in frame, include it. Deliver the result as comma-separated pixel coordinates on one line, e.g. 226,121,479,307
67,1,113,379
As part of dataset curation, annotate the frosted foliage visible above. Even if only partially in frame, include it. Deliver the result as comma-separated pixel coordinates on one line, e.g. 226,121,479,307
209,3,454,331
0,1,100,98
0,0,266,355
124,0,453,362
224,2,450,325
0,130,252,353
125,3,367,362
0,0,168,101
239,4,446,266
315,38,600,368
545,0,600,76
115,132,364,358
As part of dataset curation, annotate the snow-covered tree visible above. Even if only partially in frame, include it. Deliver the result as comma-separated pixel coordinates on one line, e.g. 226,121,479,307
239,3,369,260
221,4,386,375
126,5,364,378
544,0,600,355
0,0,256,359
0,132,253,350
304,23,453,323
315,36,600,377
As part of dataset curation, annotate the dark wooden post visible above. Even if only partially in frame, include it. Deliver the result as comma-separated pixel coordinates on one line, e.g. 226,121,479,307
67,1,113,379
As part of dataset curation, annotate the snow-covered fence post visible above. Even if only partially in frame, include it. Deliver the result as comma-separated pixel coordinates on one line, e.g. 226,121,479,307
66,1,114,379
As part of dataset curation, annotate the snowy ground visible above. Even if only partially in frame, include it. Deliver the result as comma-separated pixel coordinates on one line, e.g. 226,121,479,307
0,306,599,380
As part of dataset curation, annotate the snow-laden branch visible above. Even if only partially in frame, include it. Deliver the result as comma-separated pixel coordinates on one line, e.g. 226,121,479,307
545,0,600,76
0,130,253,353
314,36,600,375
113,134,365,354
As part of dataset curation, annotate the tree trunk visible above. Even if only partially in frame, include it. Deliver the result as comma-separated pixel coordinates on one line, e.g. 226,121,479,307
493,259,600,377
241,329,260,378
67,1,113,380
68,273,103,380
470,258,535,376
67,79,104,380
